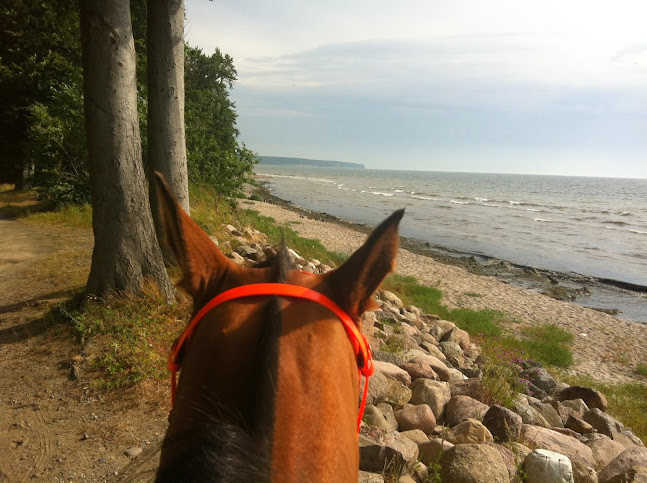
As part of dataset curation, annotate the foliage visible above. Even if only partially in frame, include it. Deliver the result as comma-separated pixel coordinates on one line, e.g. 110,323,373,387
67,284,189,388
636,363,647,377
184,46,258,205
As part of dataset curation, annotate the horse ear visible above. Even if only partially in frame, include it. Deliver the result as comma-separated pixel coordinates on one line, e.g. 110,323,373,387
328,209,404,321
154,171,234,300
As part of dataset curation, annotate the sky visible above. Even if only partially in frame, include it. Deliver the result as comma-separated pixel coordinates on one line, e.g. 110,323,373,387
185,0,647,178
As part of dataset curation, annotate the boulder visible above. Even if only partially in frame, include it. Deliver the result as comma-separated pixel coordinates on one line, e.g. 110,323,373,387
523,367,558,393
363,371,412,407
557,386,608,412
523,448,574,483
418,438,454,465
582,433,627,469
583,409,642,448
439,327,471,350
514,396,551,428
450,379,486,400
399,429,429,445
363,404,394,430
420,342,447,361
380,290,404,308
359,426,419,474
482,404,524,442
445,395,489,427
448,368,467,382
521,425,596,468
409,379,451,420
358,471,384,483
604,465,647,483
395,404,437,435
439,341,464,362
562,398,590,418
399,362,438,382
484,442,519,481
571,459,598,483
410,354,451,382
445,418,494,444
373,360,412,386
566,415,594,435
530,401,564,428
439,444,509,482
377,403,398,432
598,447,647,483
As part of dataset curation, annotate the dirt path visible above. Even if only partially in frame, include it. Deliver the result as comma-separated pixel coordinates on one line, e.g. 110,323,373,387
0,218,165,482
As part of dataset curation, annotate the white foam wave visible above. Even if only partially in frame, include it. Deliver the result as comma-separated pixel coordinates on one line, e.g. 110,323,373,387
412,195,437,201
483,203,500,207
362,191,394,197
533,218,555,222
475,197,488,202
394,189,404,193
508,201,521,205
451,200,469,205
629,229,647,235
526,208,542,212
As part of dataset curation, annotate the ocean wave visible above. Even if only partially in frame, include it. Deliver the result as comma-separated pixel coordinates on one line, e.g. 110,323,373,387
525,208,542,212
629,229,647,235
394,189,404,193
450,200,470,205
411,195,437,201
475,197,488,202
533,218,556,222
619,211,633,216
603,220,629,226
483,203,500,207
360,190,394,197
257,173,337,184
508,201,521,205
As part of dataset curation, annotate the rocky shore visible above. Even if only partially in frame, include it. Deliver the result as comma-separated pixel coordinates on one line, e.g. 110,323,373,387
212,221,646,482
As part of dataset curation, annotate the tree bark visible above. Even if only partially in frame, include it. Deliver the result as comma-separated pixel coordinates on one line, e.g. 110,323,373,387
79,0,174,299
147,0,189,264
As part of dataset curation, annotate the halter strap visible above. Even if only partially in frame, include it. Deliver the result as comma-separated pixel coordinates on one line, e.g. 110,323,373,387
168,283,374,433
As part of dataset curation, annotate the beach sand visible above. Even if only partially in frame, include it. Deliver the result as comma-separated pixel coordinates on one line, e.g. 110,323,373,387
245,199,647,384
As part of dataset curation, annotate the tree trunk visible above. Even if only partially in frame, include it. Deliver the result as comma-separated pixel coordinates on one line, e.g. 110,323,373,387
79,0,174,299
147,0,189,264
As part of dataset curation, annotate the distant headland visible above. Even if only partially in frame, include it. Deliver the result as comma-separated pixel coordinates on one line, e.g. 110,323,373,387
258,156,365,169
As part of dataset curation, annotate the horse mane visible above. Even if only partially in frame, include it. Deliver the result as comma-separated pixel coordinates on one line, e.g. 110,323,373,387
156,245,292,482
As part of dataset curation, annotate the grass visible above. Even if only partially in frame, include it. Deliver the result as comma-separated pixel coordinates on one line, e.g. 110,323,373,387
558,373,647,444
636,363,647,377
65,283,189,388
28,204,92,228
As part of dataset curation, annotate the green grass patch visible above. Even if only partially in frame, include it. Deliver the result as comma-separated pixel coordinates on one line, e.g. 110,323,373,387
66,284,189,388
28,204,92,228
636,363,647,377
559,373,647,444
464,292,482,297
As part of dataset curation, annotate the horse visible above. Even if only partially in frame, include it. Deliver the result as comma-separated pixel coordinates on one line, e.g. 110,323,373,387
153,172,404,482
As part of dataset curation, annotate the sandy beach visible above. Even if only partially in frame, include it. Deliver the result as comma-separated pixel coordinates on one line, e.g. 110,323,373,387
246,198,647,384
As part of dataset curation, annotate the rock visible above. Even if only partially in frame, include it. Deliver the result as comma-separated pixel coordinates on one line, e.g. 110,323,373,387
445,418,494,444
450,379,486,400
439,443,509,482
445,395,489,427
439,341,464,360
562,398,590,417
399,429,429,445
400,321,420,338
363,371,412,407
557,386,608,412
418,438,454,465
583,409,642,448
409,379,451,420
514,396,551,428
439,327,471,350
224,224,240,235
484,442,519,481
598,448,647,483
363,404,394,430
227,251,245,265
397,475,416,483
410,461,429,481
409,354,451,382
377,403,398,432
395,404,437,435
358,471,384,483
582,433,627,469
373,350,403,367
523,367,558,393
566,415,594,435
359,426,419,474
522,425,596,468
447,368,467,382
604,465,647,483
380,290,404,308
482,404,524,442
400,362,438,382
523,448,574,483
459,366,483,379
571,459,598,483
125,447,143,459
373,360,411,386
530,401,564,428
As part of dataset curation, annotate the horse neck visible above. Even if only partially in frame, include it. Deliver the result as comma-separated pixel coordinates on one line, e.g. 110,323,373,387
270,303,360,482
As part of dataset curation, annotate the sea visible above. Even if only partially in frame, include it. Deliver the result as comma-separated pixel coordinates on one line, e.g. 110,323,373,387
255,165,647,323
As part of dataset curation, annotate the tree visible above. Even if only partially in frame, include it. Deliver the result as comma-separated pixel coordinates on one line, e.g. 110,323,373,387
147,0,190,260
184,46,258,208
79,0,173,298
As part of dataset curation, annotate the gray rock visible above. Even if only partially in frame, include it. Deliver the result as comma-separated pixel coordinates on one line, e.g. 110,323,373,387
409,354,451,382
482,404,524,442
598,447,647,483
439,341,464,360
358,471,384,483
581,433,626,469
373,360,412,386
571,459,598,483
359,426,419,474
372,350,403,367
523,366,558,392
582,408,640,447
566,415,594,435
439,444,509,482
603,465,647,483
531,401,564,428
557,386,608,412
377,403,399,432
439,327,471,350
399,362,438,382
444,395,489,427
514,396,551,428
410,379,451,420
450,379,486,400
418,438,454,465
363,404,394,430
227,251,245,265
399,429,429,445
363,371,412,407
380,290,404,308
447,368,467,382
459,366,483,379
523,448,574,483
562,398,590,417
395,404,437,435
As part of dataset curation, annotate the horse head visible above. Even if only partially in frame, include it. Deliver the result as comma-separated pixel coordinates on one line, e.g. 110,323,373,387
154,172,403,482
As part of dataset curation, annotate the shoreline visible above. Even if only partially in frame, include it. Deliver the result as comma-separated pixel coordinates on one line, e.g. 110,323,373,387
245,182,647,385
252,181,647,322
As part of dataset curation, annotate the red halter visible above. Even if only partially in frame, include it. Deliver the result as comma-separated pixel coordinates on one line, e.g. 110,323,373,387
168,283,375,433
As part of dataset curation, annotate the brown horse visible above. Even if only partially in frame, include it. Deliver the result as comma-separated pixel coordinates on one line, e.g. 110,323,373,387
154,173,403,482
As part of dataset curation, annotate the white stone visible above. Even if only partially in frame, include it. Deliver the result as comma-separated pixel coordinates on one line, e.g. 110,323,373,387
524,449,574,483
